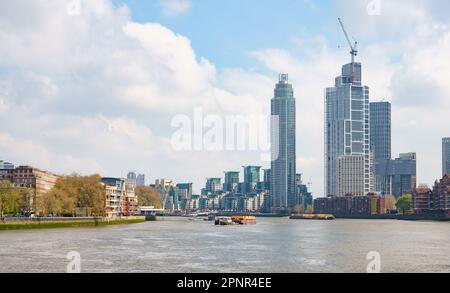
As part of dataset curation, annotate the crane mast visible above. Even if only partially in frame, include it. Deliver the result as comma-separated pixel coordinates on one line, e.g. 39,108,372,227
338,18,358,82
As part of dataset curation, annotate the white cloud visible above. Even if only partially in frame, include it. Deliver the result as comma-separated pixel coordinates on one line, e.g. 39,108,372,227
0,0,265,192
159,0,192,17
0,0,449,197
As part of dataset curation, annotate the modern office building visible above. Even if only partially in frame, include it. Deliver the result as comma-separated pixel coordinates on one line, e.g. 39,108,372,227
271,74,296,212
391,153,417,197
443,137,450,176
370,102,391,159
243,166,261,194
0,160,14,170
205,178,222,194
224,171,240,192
370,101,392,195
263,169,271,191
336,155,365,197
136,174,146,186
127,171,137,180
325,62,373,197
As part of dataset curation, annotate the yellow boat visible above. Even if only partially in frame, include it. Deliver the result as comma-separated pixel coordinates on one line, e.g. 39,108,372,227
289,214,335,220
231,216,257,225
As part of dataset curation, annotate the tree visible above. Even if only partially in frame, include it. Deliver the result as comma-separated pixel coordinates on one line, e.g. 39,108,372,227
0,180,20,219
135,186,162,209
36,174,105,217
396,194,412,215
76,175,105,217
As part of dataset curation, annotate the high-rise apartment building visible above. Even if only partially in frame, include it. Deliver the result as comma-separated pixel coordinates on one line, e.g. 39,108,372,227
205,178,222,194
271,74,296,212
243,166,261,194
391,153,417,197
224,171,239,192
443,138,450,176
325,62,372,196
136,174,145,186
336,155,365,197
370,101,392,195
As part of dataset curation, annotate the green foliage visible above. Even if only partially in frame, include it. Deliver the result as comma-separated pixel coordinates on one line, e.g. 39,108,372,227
396,194,413,215
0,180,21,217
135,186,162,209
37,175,105,217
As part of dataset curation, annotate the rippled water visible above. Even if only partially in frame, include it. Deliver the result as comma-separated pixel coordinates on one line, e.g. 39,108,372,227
0,217,449,273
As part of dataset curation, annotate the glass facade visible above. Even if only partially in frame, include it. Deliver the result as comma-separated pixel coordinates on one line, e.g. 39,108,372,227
370,102,392,195
443,138,450,176
271,74,296,212
325,62,373,197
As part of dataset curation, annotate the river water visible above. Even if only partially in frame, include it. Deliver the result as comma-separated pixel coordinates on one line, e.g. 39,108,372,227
0,217,449,273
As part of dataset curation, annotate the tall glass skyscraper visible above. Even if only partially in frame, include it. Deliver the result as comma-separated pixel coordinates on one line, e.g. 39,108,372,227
271,74,296,212
325,62,373,196
443,138,450,176
370,101,392,195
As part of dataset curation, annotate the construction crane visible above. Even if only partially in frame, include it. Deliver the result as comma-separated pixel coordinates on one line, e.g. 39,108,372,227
338,17,358,82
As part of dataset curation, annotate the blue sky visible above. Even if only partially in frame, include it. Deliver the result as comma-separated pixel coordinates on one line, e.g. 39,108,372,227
114,0,339,69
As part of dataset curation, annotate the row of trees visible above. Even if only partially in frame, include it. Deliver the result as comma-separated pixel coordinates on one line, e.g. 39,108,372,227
38,175,105,217
135,186,163,209
2,176,164,219
0,181,34,219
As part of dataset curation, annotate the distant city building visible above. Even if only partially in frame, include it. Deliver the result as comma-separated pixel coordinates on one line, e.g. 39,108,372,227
224,171,239,192
313,194,386,216
271,74,296,212
325,62,373,197
243,166,261,194
336,155,365,197
443,137,450,176
263,169,271,191
412,185,432,215
136,174,145,186
370,101,392,195
413,174,450,216
205,178,222,194
431,174,450,214
176,183,193,210
0,160,14,170
391,153,417,197
0,166,60,213
154,179,175,210
127,171,137,180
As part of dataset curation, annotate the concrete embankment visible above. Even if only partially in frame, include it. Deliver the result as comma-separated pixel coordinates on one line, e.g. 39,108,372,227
0,216,146,231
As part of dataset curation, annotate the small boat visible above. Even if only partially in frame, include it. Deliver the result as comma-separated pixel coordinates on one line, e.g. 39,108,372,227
289,214,335,220
204,214,216,221
215,217,234,225
231,216,257,225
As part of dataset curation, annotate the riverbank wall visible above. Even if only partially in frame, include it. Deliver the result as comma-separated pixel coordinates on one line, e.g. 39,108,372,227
0,216,146,231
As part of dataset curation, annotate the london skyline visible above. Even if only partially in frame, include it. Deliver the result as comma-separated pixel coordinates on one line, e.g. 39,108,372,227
0,0,449,197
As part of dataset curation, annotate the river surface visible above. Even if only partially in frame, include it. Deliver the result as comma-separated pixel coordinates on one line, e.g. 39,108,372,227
0,217,449,273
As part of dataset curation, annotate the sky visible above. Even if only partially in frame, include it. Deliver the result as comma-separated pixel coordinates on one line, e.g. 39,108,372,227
0,0,449,196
